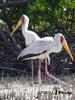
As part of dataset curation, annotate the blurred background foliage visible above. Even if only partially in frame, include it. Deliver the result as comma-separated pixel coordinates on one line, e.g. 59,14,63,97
0,0,75,35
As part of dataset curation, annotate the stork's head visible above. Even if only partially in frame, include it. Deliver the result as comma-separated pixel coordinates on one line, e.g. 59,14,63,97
55,33,74,61
11,15,29,35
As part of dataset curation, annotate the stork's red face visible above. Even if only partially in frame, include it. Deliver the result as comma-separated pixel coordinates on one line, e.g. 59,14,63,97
11,16,25,35
19,16,25,24
60,35,74,61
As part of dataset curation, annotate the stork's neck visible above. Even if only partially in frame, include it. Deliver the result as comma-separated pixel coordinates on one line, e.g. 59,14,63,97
54,35,62,53
22,21,29,31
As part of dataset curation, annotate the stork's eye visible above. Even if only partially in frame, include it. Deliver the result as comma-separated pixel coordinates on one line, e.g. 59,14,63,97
60,36,64,43
20,16,24,24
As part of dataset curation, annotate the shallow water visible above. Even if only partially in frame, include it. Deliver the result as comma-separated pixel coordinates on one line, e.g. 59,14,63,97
0,74,75,100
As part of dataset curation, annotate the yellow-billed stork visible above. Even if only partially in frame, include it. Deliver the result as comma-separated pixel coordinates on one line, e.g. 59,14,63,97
11,15,50,83
11,15,40,45
17,33,74,89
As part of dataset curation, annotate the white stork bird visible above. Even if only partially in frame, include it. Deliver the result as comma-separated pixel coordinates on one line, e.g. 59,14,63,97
17,33,74,88
11,15,40,45
11,15,50,82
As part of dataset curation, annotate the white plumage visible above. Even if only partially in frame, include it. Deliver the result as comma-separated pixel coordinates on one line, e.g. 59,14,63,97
17,33,63,60
21,15,40,46
12,15,40,46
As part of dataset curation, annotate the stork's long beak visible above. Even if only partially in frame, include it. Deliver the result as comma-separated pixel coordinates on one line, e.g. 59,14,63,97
62,38,74,61
11,20,22,36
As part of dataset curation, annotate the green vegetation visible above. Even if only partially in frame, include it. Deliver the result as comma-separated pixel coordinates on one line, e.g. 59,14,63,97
0,0,75,34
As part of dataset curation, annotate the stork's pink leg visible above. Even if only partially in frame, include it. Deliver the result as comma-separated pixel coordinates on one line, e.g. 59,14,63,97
44,58,71,87
38,60,41,91
31,60,34,83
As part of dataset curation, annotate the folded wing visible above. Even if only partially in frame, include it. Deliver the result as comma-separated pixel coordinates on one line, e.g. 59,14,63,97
17,37,55,60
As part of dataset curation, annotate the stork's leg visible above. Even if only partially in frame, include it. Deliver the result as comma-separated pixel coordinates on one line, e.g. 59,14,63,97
38,60,41,91
44,58,71,87
44,58,49,75
31,60,34,83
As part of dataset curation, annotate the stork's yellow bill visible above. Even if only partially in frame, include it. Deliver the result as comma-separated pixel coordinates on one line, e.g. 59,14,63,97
11,16,24,35
61,35,74,61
